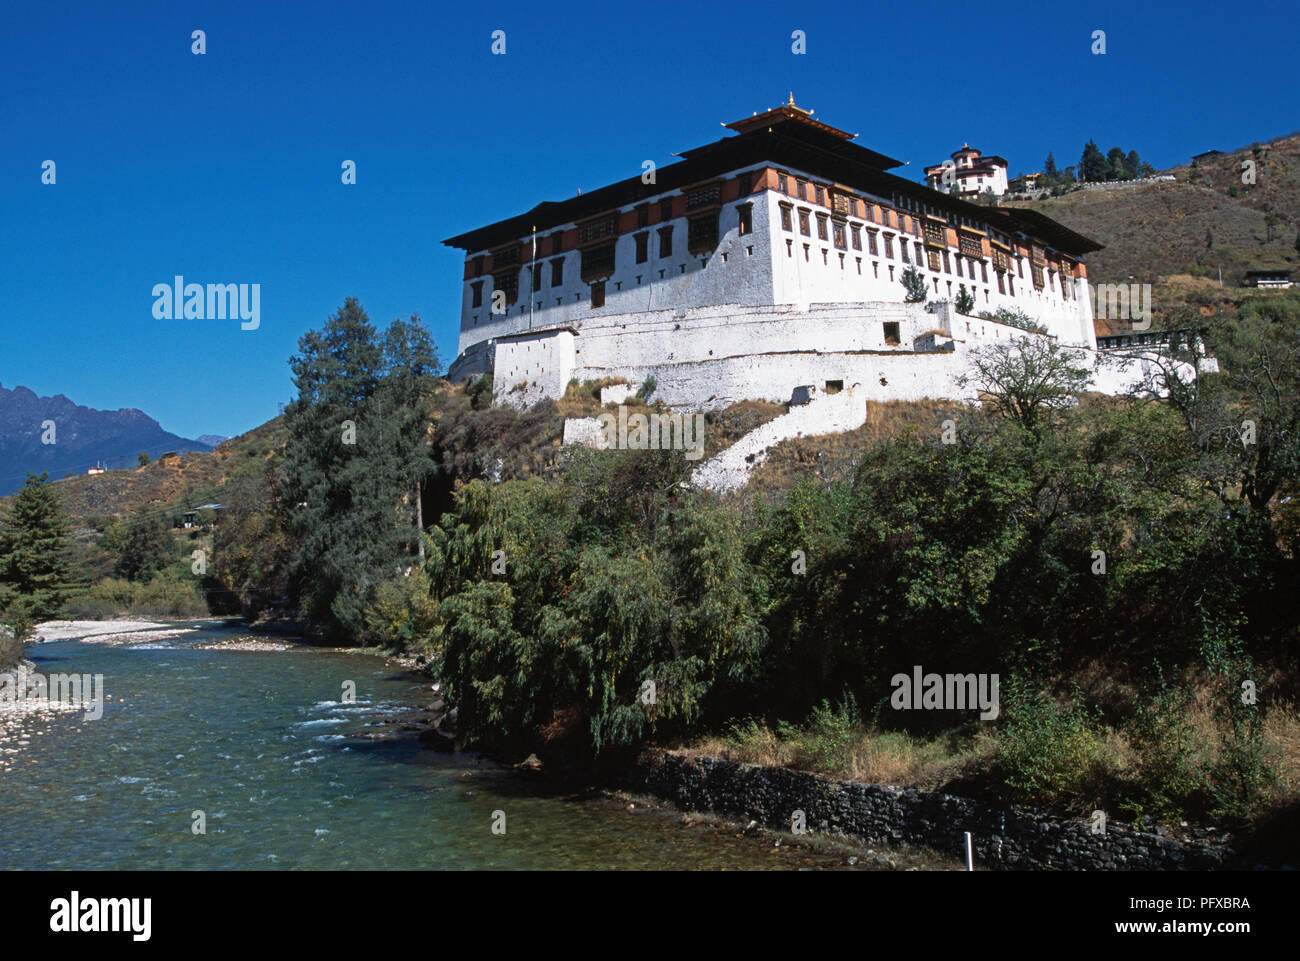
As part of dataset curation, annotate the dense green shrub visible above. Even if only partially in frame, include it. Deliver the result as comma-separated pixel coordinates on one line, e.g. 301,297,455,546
998,677,1103,805
62,572,208,619
1199,612,1275,825
1123,664,1207,822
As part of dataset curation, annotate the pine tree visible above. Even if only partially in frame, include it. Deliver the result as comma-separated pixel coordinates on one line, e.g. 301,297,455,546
1106,146,1129,180
374,315,441,561
1126,150,1143,179
1042,153,1059,187
0,472,70,623
278,300,441,642
1080,141,1108,182
280,298,386,640
900,266,928,303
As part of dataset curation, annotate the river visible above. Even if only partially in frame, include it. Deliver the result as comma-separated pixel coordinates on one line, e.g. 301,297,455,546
0,621,913,870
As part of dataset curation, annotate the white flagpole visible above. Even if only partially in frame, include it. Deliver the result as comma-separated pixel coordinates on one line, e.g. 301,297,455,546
529,225,537,330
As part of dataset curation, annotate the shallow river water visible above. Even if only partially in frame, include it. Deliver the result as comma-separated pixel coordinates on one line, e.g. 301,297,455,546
0,622,913,870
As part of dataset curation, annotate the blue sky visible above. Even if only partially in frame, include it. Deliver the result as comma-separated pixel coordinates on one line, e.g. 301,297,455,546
1,0,1294,441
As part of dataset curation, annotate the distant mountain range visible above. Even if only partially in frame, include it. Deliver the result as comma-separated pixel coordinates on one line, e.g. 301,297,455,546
0,383,215,496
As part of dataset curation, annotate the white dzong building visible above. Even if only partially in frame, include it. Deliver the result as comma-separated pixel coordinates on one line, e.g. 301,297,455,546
443,98,1109,412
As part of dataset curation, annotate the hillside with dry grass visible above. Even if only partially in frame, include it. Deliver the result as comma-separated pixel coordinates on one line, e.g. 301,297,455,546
746,398,970,494
1008,132,1300,332
43,416,287,532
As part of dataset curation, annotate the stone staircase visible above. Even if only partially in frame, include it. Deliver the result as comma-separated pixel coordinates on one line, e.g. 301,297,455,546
690,384,868,492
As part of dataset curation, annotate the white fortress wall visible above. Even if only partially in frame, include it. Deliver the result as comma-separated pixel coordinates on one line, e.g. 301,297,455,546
491,329,575,408
574,343,976,411
490,295,1108,411
690,384,874,492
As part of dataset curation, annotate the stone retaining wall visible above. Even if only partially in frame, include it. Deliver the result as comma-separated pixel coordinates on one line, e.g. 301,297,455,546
627,751,1250,871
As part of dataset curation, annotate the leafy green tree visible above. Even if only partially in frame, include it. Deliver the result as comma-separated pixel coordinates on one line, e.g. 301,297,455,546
211,466,292,618
1153,294,1300,512
110,512,174,582
961,336,1093,434
0,473,71,622
955,284,976,315
137,452,150,467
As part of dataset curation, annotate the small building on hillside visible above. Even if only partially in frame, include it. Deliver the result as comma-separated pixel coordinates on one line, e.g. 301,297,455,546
182,504,224,529
925,145,1010,197
1244,268,1293,289
1191,149,1223,164
1008,172,1041,194
87,462,106,475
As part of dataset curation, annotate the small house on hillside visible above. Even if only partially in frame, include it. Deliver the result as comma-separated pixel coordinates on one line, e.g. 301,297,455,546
182,503,224,529
1244,269,1293,289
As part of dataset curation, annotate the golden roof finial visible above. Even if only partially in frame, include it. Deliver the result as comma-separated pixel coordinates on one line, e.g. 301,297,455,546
788,91,795,107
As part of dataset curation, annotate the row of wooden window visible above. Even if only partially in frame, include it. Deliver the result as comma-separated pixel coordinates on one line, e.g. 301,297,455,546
473,206,743,308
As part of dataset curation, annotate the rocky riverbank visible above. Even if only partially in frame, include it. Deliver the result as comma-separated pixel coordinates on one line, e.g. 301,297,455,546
31,619,209,646
621,749,1279,871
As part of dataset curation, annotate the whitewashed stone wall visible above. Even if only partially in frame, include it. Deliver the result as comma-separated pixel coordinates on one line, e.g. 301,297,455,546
491,329,575,408
691,385,872,492
493,298,1095,410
